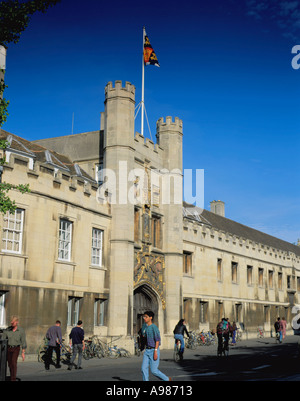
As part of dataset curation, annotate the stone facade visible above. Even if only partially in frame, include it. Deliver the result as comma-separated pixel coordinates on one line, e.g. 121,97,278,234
0,80,299,353
182,204,300,338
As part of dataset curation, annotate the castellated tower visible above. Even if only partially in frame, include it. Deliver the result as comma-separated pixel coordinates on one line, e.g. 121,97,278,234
156,116,183,339
103,81,183,344
103,81,136,336
156,116,183,172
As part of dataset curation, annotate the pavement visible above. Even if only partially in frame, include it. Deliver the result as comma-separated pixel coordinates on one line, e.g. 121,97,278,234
3,335,300,384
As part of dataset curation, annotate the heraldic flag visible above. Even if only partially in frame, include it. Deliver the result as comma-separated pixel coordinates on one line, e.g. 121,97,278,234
144,30,160,67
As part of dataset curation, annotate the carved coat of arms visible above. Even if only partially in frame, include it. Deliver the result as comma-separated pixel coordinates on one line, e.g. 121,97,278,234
134,245,166,309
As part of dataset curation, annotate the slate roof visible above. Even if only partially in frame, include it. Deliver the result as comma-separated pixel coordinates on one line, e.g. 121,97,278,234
1,130,298,257
183,202,300,257
0,129,96,183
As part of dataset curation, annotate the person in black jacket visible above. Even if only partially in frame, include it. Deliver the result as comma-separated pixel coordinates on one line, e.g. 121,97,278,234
173,319,190,355
68,320,85,370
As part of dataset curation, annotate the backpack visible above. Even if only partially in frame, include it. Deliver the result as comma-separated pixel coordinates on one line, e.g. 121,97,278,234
217,320,228,334
222,320,228,331
138,325,147,351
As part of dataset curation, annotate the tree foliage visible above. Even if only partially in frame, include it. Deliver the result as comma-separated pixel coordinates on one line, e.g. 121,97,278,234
0,79,9,126
0,0,61,46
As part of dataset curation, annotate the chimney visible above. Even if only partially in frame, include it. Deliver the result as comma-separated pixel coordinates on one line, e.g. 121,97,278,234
210,200,225,217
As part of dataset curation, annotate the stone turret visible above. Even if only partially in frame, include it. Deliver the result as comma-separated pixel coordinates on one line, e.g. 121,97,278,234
156,116,183,172
103,80,135,337
104,81,135,149
156,116,183,340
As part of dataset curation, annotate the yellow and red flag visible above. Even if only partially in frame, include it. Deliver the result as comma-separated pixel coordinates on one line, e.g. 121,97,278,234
144,30,160,67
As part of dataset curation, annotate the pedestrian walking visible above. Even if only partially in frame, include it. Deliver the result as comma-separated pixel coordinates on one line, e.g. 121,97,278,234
217,318,230,355
141,311,171,381
44,320,63,370
231,321,237,345
2,315,27,381
68,320,85,370
274,317,282,343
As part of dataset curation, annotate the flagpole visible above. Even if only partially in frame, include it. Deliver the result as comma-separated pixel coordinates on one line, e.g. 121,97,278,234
141,26,145,136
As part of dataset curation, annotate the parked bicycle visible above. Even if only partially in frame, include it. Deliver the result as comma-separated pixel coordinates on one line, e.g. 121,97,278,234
204,330,216,346
186,330,216,348
185,331,197,349
37,337,48,363
103,343,131,358
197,332,207,346
82,336,103,360
85,336,131,358
37,337,71,364
257,326,264,338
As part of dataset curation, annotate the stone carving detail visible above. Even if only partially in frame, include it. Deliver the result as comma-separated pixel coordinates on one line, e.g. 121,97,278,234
134,244,166,309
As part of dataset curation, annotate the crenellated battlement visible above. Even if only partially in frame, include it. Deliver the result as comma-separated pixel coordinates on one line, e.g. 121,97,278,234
105,80,135,100
155,116,183,171
156,116,183,133
134,132,164,165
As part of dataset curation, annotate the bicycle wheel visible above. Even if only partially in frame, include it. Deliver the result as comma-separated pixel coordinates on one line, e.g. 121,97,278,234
37,345,47,363
107,349,119,358
95,345,104,358
174,342,181,363
62,350,71,363
174,350,180,362
119,348,131,357
83,346,91,360
98,341,109,358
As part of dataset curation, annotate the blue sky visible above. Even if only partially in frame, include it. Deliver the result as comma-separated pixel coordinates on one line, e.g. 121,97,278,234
2,0,300,243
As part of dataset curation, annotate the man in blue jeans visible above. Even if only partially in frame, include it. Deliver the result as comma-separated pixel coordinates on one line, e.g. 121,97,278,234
68,320,85,370
141,311,171,381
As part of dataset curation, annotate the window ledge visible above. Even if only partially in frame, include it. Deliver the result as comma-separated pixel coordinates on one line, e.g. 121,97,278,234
89,265,107,271
55,259,76,267
0,252,28,259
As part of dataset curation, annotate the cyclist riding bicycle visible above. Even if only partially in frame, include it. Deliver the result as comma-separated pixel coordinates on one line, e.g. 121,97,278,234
216,318,230,356
173,319,190,357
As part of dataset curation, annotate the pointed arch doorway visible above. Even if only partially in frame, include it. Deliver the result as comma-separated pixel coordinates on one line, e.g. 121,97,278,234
133,285,158,335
